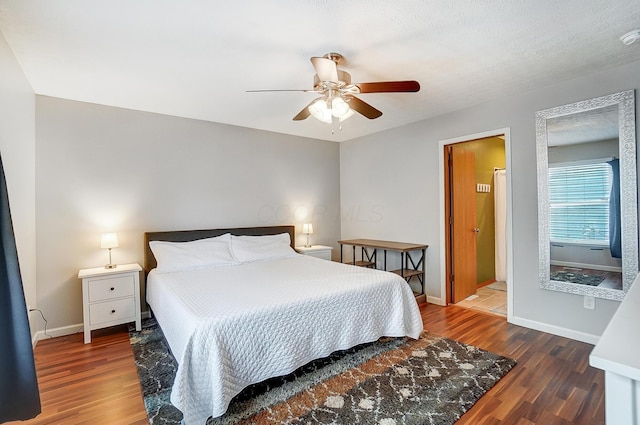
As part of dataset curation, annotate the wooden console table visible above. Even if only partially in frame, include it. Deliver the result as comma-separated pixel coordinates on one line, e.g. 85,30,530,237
338,239,427,299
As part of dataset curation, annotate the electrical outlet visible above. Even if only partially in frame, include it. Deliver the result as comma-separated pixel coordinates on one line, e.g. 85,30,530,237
584,295,595,310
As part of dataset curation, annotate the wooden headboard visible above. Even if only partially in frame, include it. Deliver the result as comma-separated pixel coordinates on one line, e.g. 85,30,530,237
143,225,295,274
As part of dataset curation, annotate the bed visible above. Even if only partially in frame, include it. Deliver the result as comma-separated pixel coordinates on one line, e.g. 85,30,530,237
144,225,423,425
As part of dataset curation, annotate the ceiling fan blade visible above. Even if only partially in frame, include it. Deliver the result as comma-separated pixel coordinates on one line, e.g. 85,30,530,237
246,89,317,93
347,96,383,119
292,100,315,121
355,80,420,93
310,57,339,82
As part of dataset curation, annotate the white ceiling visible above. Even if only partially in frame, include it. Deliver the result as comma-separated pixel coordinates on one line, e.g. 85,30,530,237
1,1,639,142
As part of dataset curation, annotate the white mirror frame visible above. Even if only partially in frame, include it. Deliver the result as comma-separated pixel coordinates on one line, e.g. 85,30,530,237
536,90,638,301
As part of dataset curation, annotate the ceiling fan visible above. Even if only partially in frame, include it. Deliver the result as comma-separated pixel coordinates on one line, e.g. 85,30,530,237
247,53,420,124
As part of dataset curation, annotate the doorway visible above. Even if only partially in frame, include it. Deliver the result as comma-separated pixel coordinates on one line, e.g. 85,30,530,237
438,129,513,319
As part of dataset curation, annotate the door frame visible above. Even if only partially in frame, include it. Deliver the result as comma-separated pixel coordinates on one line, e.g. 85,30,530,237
438,128,514,321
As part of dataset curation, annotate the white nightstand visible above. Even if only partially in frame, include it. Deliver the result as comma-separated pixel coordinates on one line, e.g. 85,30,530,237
78,263,142,344
295,245,334,261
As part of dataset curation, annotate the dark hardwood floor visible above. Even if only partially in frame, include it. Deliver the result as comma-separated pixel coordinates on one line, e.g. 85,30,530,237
7,304,604,425
424,304,604,424
5,327,148,425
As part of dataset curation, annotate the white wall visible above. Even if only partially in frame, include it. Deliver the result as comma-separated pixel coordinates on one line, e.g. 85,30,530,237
0,32,37,338
35,97,341,333
340,59,640,342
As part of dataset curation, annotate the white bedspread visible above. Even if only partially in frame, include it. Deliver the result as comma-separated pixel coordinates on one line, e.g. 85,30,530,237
146,255,423,425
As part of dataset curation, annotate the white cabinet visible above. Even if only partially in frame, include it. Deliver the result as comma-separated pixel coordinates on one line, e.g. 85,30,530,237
78,263,142,344
590,273,640,424
295,245,334,261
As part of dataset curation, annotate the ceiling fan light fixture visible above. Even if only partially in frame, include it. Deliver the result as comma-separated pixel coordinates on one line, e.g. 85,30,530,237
308,98,332,123
264,53,420,124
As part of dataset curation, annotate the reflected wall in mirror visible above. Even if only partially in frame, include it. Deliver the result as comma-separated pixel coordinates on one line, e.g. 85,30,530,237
536,90,638,301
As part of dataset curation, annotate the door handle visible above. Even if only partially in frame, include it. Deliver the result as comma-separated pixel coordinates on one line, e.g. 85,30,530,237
473,228,480,233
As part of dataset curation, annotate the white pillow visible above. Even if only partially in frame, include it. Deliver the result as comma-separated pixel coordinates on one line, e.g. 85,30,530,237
150,233,237,273
230,233,297,263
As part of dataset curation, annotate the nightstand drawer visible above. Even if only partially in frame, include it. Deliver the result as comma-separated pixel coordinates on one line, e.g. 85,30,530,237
89,298,136,325
295,245,333,261
88,275,135,302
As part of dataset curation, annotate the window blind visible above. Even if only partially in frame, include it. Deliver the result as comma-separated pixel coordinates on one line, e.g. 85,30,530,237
548,162,612,243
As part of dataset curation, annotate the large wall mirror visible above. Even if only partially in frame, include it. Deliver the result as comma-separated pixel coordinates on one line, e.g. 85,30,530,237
536,90,638,301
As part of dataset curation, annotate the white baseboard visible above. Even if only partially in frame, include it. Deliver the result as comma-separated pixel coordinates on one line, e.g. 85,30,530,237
551,260,622,273
32,310,152,346
34,322,84,343
427,295,445,306
510,315,600,345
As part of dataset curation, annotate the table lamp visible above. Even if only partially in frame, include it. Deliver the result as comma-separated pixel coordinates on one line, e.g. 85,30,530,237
302,223,313,248
101,233,119,269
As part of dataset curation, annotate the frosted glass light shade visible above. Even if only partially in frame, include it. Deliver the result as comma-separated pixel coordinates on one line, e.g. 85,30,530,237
331,96,350,117
100,233,119,249
302,223,313,235
308,99,332,124
308,96,354,124
338,108,355,122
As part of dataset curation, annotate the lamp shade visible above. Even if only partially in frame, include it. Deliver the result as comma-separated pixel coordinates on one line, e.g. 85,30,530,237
302,223,314,235
100,233,119,249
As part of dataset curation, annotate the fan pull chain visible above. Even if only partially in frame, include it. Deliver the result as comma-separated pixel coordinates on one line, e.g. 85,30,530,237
330,122,344,135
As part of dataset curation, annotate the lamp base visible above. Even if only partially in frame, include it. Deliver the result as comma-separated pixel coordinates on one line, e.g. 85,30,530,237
105,264,117,269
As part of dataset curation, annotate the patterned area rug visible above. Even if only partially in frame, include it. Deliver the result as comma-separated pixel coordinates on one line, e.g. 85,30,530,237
550,270,605,286
129,318,516,425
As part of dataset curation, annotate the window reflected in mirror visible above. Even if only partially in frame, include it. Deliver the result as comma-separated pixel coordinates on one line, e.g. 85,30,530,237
547,147,622,290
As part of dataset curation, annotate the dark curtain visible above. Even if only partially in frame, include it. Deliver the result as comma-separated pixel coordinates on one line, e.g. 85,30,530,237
608,159,622,258
0,156,41,422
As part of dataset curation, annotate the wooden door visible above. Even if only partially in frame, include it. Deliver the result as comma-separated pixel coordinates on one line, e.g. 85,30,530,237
447,145,478,303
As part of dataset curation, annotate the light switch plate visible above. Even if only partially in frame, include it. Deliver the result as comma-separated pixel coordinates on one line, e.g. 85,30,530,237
476,183,491,193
